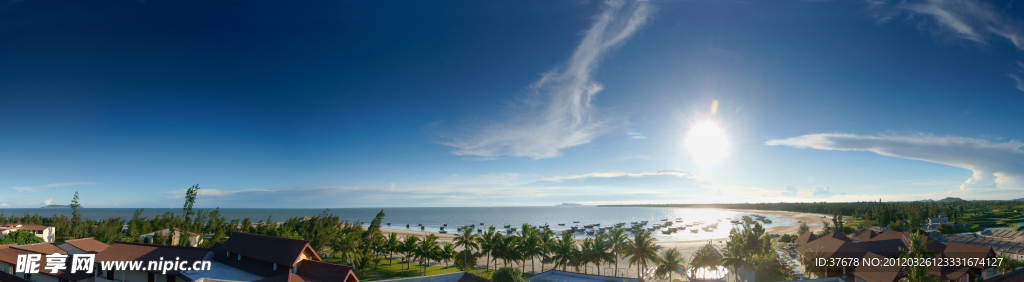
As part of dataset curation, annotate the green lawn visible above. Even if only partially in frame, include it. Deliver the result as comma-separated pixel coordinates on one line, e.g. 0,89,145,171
322,257,534,281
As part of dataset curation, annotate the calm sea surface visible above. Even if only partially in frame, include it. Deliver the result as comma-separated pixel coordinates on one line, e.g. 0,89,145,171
0,207,799,242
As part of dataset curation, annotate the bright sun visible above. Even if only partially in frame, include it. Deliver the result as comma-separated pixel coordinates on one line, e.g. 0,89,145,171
685,121,729,165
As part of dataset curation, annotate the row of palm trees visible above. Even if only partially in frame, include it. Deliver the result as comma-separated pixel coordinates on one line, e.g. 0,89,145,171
334,220,788,281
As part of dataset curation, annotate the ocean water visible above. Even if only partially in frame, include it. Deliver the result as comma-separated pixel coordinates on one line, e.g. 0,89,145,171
0,207,798,242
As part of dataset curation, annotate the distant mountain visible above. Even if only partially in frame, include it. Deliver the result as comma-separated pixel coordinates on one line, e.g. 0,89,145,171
556,203,583,207
938,197,966,202
41,204,72,208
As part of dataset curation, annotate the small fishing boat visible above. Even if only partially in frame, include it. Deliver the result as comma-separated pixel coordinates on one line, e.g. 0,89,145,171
690,228,699,233
573,221,580,223
386,223,391,225
503,224,511,228
443,223,447,227
558,223,565,226
421,226,425,230
406,224,410,228
439,230,447,234
585,230,595,235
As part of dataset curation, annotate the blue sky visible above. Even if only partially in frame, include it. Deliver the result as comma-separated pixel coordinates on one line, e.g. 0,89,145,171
1,0,1022,208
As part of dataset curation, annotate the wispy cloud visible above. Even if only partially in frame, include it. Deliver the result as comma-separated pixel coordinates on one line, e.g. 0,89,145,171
767,133,1024,190
12,182,98,192
868,0,1024,91
781,185,798,197
42,199,52,206
0,203,9,207
437,0,651,159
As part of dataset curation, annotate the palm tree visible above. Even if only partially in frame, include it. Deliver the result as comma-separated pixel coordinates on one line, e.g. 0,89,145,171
400,235,420,277
331,231,360,266
519,226,545,274
477,226,498,271
538,229,556,272
608,228,629,277
551,232,577,271
654,248,684,282
454,226,479,253
689,246,716,280
719,246,749,282
624,230,659,280
385,232,400,265
580,237,595,274
496,234,522,268
752,254,789,281
587,235,616,276
414,234,440,276
440,242,457,267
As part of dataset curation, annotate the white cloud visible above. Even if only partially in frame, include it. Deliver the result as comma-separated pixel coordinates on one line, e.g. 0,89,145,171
0,203,8,207
781,185,798,197
42,199,52,206
811,186,834,197
1009,73,1024,92
12,182,98,192
767,133,1024,190
874,0,1024,49
389,182,395,190
437,0,651,159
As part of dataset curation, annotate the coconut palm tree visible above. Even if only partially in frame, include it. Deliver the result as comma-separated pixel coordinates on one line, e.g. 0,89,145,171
719,246,749,282
580,237,595,274
477,226,498,271
608,228,629,277
550,232,577,271
417,234,441,276
538,229,556,272
400,235,420,277
519,226,545,274
689,246,718,280
624,230,659,280
802,247,827,279
588,235,616,276
384,232,400,265
496,233,522,268
752,254,788,281
440,242,457,267
654,248,684,282
454,226,479,252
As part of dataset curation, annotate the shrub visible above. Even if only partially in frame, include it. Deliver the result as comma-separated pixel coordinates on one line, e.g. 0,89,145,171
0,230,44,245
493,267,523,282
454,249,477,271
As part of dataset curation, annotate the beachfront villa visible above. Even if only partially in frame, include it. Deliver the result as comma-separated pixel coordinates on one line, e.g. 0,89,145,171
0,232,363,282
792,229,1001,281
0,224,56,243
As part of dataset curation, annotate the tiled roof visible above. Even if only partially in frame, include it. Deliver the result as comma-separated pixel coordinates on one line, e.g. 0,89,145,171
222,232,320,266
10,242,66,255
794,232,818,246
0,269,30,282
869,231,914,242
795,231,863,259
295,260,359,282
254,272,318,282
985,267,1024,282
172,227,200,236
853,252,902,282
941,242,994,268
927,265,970,281
851,228,879,242
0,246,93,281
210,241,293,278
63,237,109,253
95,241,211,278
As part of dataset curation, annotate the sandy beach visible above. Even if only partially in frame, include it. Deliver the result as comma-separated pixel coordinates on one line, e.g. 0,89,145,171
373,208,828,279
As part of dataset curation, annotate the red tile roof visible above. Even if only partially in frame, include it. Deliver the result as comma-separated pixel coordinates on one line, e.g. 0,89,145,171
851,228,880,242
62,238,109,253
0,224,50,231
10,242,66,255
95,242,210,267
794,232,817,246
941,242,995,268
223,232,320,266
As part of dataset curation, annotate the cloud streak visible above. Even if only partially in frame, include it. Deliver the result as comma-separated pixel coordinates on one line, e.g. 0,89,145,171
438,0,651,159
767,133,1024,190
12,182,98,192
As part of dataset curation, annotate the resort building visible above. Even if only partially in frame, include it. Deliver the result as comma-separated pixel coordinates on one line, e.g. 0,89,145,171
0,224,56,243
94,232,360,282
139,227,203,247
0,242,97,282
792,230,1000,281
939,232,1024,260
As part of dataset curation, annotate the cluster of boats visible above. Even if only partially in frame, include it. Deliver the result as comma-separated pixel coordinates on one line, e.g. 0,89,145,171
728,214,772,225
385,214,773,236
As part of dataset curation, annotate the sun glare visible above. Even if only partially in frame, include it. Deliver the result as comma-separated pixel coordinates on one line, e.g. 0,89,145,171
685,121,729,165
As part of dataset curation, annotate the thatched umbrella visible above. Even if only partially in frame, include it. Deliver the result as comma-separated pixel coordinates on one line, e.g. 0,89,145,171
473,251,482,257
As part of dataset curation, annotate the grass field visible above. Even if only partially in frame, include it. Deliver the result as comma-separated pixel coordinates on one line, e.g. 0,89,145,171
323,257,535,281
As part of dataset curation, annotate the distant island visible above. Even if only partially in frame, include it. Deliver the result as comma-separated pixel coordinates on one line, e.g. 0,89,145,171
938,197,965,202
41,205,72,208
555,203,582,207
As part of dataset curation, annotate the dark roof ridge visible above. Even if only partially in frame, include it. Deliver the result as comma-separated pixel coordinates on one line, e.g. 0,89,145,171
231,232,312,244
